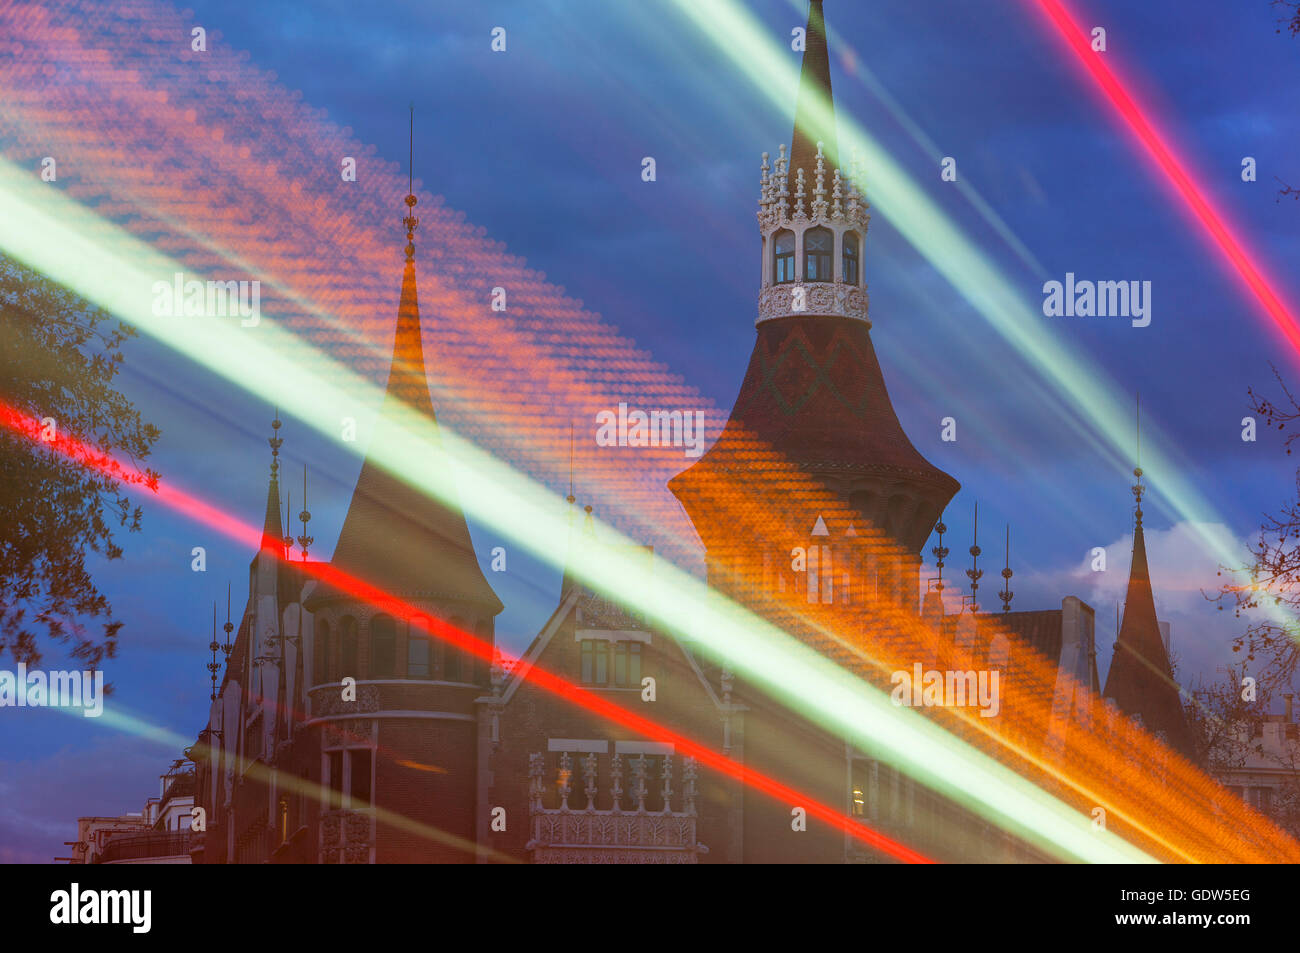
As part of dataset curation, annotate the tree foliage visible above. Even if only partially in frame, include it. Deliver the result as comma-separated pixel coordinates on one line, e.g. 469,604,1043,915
1210,367,1300,691
0,255,159,668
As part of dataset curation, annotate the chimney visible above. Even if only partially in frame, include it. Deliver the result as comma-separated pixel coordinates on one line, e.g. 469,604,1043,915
1285,693,1294,723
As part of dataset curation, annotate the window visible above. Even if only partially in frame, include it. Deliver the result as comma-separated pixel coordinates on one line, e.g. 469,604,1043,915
614,641,642,687
804,227,833,281
842,230,859,285
408,617,431,678
313,619,330,685
327,751,344,809
445,617,465,681
581,640,609,685
349,749,372,808
339,617,357,678
326,749,373,811
773,229,796,284
370,615,395,679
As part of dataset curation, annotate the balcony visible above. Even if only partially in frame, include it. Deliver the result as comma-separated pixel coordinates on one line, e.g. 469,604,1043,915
94,831,193,864
526,752,706,864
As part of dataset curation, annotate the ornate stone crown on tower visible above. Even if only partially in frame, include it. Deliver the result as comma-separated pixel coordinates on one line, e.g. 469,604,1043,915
756,140,871,324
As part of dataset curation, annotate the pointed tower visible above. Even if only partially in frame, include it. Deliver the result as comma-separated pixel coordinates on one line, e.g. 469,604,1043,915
301,161,503,862
1102,454,1196,761
325,203,502,617
669,0,958,616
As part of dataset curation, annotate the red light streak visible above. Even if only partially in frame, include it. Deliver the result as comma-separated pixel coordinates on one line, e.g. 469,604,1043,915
1027,0,1300,354
0,399,934,864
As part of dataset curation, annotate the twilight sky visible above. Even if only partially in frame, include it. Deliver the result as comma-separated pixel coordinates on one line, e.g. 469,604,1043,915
2,0,1299,861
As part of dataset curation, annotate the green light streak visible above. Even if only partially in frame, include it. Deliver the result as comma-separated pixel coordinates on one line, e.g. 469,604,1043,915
0,158,1158,862
665,0,1279,632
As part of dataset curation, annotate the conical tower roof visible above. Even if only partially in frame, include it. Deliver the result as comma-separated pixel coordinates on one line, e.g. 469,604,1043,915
670,0,957,555
789,0,838,193
326,196,502,612
1102,473,1196,761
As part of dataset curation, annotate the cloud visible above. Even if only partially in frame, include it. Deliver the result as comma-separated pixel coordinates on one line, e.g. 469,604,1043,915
1059,520,1253,683
0,734,174,864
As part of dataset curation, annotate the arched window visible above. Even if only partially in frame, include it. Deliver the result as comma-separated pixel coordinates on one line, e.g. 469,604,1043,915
313,619,330,685
370,615,395,679
407,616,432,678
804,227,833,281
474,620,492,685
444,617,465,682
773,229,796,285
842,230,860,286
339,617,357,679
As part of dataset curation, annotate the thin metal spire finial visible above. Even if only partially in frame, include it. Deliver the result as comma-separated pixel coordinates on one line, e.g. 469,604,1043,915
297,464,313,561
208,602,220,701
966,501,983,612
1132,392,1145,524
222,582,235,657
403,106,419,262
931,512,948,593
999,524,1014,613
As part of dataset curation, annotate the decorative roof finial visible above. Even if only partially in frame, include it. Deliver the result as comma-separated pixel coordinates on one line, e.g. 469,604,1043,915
966,501,982,612
283,489,294,552
1132,392,1144,525
403,104,419,263
207,602,220,701
931,513,948,593
221,582,235,658
297,465,313,561
1000,524,1014,613
268,410,282,479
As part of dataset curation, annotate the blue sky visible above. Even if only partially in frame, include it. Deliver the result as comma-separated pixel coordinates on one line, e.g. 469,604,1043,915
3,0,1299,861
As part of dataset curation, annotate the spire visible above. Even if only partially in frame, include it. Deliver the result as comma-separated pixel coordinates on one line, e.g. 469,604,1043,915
261,413,285,555
965,501,982,612
207,602,220,701
999,524,1014,613
930,513,948,592
1103,399,1197,761
323,117,502,613
790,1,838,194
296,465,313,561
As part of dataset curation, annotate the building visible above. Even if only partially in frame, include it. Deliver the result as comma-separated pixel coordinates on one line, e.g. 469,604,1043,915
65,759,194,864
1213,698,1300,833
186,0,1193,864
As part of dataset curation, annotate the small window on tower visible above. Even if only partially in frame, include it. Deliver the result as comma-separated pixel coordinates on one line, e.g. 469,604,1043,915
339,616,358,678
773,229,796,285
445,617,466,681
350,749,372,808
843,231,859,285
327,750,344,810
370,615,395,679
313,619,331,685
805,227,833,281
407,616,431,678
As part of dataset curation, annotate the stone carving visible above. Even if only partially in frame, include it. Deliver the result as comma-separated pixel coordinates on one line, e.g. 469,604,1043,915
527,753,704,863
758,283,869,324
312,684,380,717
